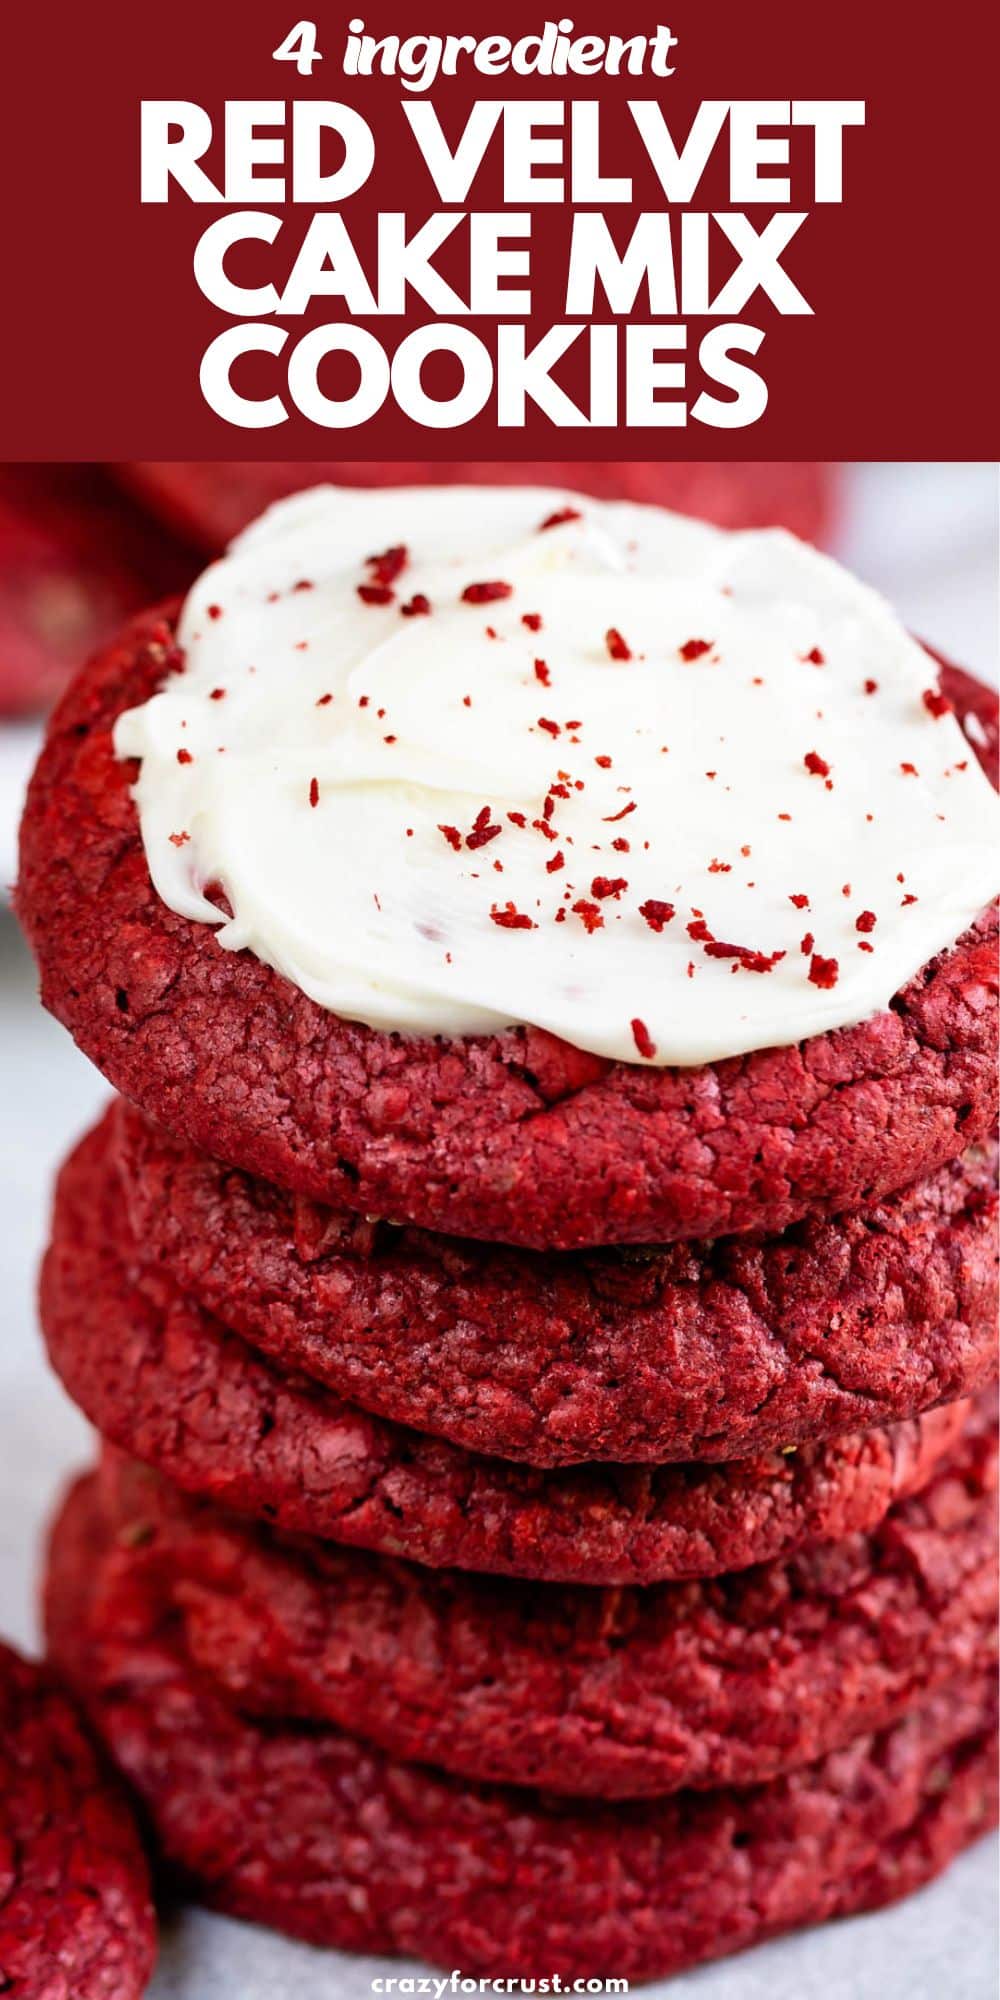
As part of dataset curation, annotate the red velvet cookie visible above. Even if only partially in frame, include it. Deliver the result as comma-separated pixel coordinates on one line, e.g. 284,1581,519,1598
92,1408,998,1800
46,1476,997,1986
16,611,998,1249
115,1097,998,1466
0,466,192,717
0,1636,155,1999
41,1120,971,1586
115,460,834,553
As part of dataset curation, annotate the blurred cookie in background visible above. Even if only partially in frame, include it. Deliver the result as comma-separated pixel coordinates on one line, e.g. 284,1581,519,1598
114,459,835,553
0,465,194,718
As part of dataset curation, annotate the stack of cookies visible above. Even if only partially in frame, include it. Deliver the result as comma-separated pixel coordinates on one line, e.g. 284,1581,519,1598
18,486,999,1984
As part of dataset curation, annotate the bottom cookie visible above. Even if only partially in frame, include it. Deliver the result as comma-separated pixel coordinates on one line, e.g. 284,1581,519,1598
46,1475,997,1987
0,1636,155,2000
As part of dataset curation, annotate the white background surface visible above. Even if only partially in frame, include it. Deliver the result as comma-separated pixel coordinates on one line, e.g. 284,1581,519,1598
0,462,996,1999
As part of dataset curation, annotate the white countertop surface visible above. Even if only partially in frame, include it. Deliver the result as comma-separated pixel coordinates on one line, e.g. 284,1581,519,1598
0,462,996,1998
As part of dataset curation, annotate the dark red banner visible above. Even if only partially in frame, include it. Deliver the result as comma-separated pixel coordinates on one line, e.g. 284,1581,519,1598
3,2,997,458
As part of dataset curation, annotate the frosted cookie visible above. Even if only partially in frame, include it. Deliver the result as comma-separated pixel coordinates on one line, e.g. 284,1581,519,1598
18,488,999,1247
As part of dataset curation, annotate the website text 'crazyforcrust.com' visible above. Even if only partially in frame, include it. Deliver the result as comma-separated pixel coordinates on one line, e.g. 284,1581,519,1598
371,1977,630,1996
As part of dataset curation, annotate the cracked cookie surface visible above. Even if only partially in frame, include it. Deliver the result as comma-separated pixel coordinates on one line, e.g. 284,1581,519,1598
42,1119,972,1586
91,1410,998,1799
114,1097,998,1466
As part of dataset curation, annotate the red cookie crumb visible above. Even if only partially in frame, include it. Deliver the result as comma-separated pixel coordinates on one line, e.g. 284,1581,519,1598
366,546,408,588
462,581,513,605
922,688,952,719
809,954,840,990
466,807,502,851
631,1017,657,1060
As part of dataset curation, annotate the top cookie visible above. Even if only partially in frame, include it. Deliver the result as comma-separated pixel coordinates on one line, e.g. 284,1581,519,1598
17,488,999,1248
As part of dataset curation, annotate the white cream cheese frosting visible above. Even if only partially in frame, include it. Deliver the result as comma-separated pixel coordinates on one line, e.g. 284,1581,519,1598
113,483,999,1067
